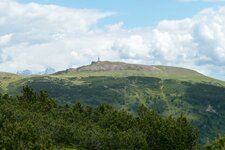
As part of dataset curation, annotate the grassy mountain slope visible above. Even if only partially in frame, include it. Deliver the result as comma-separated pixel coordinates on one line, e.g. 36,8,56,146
0,72,22,93
1,61,225,142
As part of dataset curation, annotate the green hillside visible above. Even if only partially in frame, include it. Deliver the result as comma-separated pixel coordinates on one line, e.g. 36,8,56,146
1,61,225,142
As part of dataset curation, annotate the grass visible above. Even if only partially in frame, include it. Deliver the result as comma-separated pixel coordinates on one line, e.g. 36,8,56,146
53,68,225,85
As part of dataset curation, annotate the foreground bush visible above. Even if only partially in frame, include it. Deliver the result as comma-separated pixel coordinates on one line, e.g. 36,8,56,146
0,86,199,150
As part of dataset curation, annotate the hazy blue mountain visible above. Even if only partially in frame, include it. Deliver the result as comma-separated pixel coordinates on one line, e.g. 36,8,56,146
43,67,55,75
16,69,32,75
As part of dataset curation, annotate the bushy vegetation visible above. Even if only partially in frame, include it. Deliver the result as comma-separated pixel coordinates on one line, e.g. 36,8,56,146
0,86,200,150
205,136,225,150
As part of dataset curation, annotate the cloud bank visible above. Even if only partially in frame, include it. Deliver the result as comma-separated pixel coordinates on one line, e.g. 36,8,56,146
0,0,225,80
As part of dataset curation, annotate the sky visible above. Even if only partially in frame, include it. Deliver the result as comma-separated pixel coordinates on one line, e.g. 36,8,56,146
1,0,225,80
17,0,225,27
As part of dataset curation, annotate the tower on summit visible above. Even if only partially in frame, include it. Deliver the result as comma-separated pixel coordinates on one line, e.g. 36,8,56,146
91,57,100,65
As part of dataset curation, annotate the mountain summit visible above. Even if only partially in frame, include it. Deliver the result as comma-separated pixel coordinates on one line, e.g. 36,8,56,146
77,61,162,72
57,61,204,78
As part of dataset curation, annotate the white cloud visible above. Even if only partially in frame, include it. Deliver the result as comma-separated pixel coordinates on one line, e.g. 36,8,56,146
0,0,115,71
1,0,225,80
106,22,124,32
0,34,12,46
0,0,114,44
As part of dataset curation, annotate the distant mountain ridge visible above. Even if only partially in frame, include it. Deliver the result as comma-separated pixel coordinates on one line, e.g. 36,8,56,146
16,67,56,76
17,69,33,75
